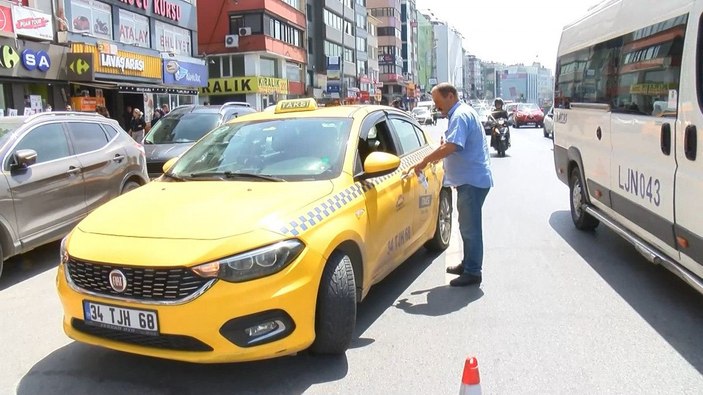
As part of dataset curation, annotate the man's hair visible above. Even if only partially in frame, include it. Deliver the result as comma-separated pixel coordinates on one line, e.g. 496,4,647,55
432,83,458,98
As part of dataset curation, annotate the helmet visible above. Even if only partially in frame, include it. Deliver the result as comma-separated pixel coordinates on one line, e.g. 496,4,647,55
494,98,504,107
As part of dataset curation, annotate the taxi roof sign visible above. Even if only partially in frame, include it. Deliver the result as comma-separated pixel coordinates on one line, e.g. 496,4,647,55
275,98,318,114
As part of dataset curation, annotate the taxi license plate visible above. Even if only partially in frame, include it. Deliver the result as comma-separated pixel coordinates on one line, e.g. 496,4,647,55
83,300,159,335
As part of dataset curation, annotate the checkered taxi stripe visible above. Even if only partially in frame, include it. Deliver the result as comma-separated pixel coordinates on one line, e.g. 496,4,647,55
278,146,434,236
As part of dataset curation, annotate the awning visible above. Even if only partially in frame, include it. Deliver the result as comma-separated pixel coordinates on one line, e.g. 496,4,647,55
117,83,198,95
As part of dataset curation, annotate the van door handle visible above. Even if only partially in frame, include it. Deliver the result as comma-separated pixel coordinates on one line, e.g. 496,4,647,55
67,166,81,175
660,123,671,155
685,125,697,161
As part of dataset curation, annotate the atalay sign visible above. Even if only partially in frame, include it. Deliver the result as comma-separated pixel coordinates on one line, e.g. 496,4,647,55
162,59,206,87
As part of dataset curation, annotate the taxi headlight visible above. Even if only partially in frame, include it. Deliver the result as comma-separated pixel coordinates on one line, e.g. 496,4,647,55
59,235,69,266
192,240,305,282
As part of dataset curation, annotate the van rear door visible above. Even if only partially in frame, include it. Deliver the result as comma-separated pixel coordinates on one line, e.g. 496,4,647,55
674,8,703,279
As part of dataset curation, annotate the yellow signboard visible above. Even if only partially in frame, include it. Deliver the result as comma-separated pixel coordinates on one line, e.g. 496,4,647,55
202,76,289,96
70,43,162,79
275,98,318,114
629,83,671,96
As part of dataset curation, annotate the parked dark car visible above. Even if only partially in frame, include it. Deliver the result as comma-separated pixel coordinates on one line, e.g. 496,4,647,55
143,103,256,178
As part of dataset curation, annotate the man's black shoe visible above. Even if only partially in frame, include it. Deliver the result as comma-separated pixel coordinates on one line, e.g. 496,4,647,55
446,264,464,275
449,273,482,287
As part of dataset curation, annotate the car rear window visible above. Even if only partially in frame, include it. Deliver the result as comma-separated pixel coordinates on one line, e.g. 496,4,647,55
145,112,220,144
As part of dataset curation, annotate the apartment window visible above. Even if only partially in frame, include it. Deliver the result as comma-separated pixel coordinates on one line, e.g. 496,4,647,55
229,13,263,34
342,0,352,8
344,47,354,63
356,0,366,6
307,4,312,21
325,40,342,57
286,62,303,82
344,20,353,35
356,13,366,29
378,27,398,37
357,60,367,75
260,58,277,77
367,22,376,36
282,0,300,9
323,9,343,31
356,37,367,51
308,37,313,54
371,8,395,17
379,46,396,55
265,15,302,47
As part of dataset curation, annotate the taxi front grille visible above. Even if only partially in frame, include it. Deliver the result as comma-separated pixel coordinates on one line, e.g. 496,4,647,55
66,258,211,303
72,319,213,352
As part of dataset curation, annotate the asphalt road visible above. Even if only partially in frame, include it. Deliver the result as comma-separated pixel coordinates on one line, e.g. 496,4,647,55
2,121,702,394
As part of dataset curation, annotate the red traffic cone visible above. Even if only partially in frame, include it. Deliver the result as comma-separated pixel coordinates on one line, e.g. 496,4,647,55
459,357,481,395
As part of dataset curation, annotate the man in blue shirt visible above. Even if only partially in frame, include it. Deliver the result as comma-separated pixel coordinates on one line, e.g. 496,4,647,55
411,83,493,287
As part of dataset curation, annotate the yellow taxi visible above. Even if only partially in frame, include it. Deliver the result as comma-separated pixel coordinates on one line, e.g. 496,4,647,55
56,98,451,363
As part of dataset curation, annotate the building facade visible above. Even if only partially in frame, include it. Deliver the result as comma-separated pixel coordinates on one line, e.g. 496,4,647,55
499,62,553,105
198,0,306,110
431,18,463,92
368,0,403,104
62,0,204,127
464,54,481,100
480,61,505,101
366,12,381,103
400,0,417,103
416,10,434,99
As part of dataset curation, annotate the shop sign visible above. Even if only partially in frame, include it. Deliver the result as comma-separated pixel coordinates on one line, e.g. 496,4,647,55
21,48,50,72
0,44,19,69
155,20,191,55
12,5,52,40
163,59,206,87
67,52,94,81
118,8,149,48
100,52,144,72
201,76,289,96
118,0,182,22
0,4,14,37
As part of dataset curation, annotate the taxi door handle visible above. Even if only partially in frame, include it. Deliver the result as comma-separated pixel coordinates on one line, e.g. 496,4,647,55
67,166,81,176
396,195,405,209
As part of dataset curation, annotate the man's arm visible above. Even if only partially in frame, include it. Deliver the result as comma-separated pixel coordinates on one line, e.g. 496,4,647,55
410,142,458,175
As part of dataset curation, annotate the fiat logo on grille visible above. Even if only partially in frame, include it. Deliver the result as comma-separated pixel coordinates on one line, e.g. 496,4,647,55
109,269,127,293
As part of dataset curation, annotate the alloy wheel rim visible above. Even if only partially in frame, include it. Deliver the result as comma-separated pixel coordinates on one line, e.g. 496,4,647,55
439,195,452,244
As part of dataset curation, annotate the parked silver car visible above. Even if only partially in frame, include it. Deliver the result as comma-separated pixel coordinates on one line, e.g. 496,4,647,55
0,112,148,278
143,103,256,178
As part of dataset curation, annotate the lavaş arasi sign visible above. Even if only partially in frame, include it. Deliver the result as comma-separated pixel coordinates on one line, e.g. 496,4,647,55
163,59,206,87
100,53,145,72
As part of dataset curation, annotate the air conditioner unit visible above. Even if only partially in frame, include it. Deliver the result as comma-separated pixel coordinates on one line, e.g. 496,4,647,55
225,34,239,48
239,27,252,36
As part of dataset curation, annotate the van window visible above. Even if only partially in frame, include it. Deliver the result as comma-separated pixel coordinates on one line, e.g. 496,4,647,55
555,13,687,117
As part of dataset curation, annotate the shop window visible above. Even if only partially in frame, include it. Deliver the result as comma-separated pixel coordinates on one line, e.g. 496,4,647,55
286,62,302,82
260,58,276,77
232,56,245,76
222,56,232,77
209,57,221,79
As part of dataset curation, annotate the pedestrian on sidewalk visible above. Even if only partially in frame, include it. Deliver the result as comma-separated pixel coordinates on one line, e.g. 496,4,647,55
128,108,146,142
410,82,493,287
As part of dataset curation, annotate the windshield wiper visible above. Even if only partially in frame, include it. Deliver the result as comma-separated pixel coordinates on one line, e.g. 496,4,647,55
188,171,285,182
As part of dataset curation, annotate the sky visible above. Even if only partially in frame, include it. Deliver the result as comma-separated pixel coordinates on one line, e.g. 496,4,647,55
415,0,603,71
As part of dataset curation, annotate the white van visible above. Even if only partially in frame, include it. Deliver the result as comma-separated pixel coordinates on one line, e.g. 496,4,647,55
554,0,703,294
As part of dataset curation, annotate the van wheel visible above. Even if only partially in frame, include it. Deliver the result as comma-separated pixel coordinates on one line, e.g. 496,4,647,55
0,244,4,280
543,128,549,138
310,252,356,355
425,188,452,251
569,168,599,230
121,181,140,194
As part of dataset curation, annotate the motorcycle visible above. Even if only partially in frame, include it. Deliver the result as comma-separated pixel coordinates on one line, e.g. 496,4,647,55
488,114,510,157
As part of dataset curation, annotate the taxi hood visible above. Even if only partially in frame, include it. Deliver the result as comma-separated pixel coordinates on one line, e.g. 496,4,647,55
77,181,334,240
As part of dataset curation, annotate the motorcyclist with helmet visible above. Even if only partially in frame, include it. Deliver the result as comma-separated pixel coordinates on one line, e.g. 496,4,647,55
490,98,511,149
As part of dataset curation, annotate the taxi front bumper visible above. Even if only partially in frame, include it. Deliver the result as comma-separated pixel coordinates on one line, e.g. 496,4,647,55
56,248,325,363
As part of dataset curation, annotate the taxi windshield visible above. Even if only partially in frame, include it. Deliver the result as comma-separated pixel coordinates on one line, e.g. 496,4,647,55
169,118,352,181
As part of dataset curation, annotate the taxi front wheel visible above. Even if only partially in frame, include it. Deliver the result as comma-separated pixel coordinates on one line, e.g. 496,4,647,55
310,252,356,355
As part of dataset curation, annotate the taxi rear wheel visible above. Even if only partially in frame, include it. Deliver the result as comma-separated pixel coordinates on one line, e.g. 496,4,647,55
310,252,356,355
425,188,452,251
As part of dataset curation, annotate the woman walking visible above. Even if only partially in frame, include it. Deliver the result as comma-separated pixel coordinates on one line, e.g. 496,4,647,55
128,108,146,142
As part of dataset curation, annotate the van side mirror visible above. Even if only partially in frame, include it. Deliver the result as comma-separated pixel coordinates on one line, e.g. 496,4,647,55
11,149,37,170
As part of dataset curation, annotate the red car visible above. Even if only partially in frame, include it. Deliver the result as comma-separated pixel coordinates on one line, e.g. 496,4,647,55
510,103,544,128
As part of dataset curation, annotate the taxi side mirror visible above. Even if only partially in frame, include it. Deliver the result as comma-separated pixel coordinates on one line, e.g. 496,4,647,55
359,152,400,179
162,157,178,173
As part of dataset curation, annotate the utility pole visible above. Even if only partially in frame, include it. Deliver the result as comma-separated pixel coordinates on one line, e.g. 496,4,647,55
341,5,346,101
